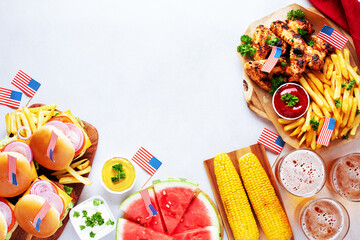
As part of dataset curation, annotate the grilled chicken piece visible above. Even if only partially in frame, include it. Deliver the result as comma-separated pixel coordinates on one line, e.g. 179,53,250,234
310,35,335,55
270,20,305,47
245,58,287,91
305,45,324,71
285,18,314,36
252,25,287,60
286,46,307,82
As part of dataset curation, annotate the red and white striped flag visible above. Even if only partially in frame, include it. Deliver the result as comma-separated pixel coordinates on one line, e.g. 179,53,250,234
0,87,22,109
257,128,285,154
12,70,41,97
132,147,162,175
317,25,348,50
261,46,282,73
317,117,336,146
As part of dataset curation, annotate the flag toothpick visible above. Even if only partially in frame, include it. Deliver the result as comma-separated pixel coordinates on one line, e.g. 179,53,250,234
257,128,285,154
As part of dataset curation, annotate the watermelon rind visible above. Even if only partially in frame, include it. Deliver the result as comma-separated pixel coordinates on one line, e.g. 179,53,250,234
152,178,198,191
116,218,124,240
195,192,221,237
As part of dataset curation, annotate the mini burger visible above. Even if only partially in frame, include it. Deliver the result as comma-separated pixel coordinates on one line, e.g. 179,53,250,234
30,110,91,171
0,151,37,198
14,175,73,238
0,198,17,240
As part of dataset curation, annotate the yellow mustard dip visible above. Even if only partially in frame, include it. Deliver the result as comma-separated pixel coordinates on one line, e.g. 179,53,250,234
101,157,135,193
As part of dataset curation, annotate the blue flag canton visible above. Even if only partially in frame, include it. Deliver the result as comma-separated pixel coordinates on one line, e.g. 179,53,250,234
321,25,334,36
274,47,282,58
12,173,18,186
35,218,42,231
149,204,158,216
148,157,162,170
10,91,22,101
328,118,336,130
275,135,285,147
28,79,41,91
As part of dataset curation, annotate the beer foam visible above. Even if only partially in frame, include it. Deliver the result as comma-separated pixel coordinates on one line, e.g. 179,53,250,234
279,150,325,196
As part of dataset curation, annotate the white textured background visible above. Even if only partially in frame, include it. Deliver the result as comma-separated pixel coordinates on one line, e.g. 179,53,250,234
1,0,359,239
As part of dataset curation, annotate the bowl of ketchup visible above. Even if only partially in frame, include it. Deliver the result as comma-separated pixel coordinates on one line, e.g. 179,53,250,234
272,83,310,120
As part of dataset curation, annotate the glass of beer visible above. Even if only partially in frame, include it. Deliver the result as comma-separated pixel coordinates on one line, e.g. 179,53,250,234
300,198,350,240
275,149,326,197
329,153,360,201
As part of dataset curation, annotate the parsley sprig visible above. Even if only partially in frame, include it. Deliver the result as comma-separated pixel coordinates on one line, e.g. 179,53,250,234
237,35,256,58
281,93,299,107
111,163,126,183
287,9,305,21
310,117,319,131
266,36,278,46
270,76,284,94
334,98,341,108
342,79,355,90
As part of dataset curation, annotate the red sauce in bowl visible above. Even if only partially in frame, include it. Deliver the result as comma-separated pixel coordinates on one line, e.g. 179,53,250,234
273,83,309,119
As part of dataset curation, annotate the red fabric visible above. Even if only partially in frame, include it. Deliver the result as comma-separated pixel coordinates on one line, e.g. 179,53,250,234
310,0,360,59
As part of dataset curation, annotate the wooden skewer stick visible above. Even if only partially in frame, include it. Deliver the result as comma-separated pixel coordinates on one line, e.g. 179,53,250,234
25,97,33,107
141,175,153,189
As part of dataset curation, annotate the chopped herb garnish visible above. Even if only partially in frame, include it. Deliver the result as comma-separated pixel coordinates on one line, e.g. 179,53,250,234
106,219,115,225
117,171,126,180
270,75,284,94
73,211,80,218
85,212,104,228
356,109,360,116
111,163,126,183
280,62,286,68
90,231,96,238
307,40,315,47
310,118,319,131
287,9,305,21
111,176,120,183
347,79,355,90
237,44,257,58
334,98,342,108
240,34,252,44
296,54,303,57
34,160,40,171
312,55,317,59
342,135,349,140
93,199,102,206
82,210,88,218
112,163,123,172
297,28,307,36
64,185,73,196
281,93,299,107
266,36,278,46
80,225,85,231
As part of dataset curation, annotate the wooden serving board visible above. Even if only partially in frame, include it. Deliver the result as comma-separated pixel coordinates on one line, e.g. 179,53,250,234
203,144,293,240
10,103,99,240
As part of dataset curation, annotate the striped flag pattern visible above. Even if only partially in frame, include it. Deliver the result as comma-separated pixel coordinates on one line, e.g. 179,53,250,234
8,155,17,186
257,128,285,154
0,87,22,109
132,147,162,175
261,46,282,73
32,201,52,232
317,117,336,146
317,25,348,50
11,70,41,97
140,189,158,216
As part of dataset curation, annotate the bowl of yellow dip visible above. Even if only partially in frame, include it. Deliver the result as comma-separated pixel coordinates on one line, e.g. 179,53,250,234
101,157,136,194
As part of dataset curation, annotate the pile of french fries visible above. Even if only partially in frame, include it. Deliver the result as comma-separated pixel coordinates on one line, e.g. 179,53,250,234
51,159,92,185
278,48,360,150
5,104,58,139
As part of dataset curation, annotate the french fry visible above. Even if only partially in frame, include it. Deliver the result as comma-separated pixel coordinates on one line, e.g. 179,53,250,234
59,176,91,185
300,77,325,108
331,71,336,93
342,89,350,114
341,97,353,128
302,105,313,132
336,49,349,79
312,70,331,85
29,104,56,113
350,114,360,135
340,127,350,137
317,118,325,135
334,75,342,100
346,61,360,84
56,166,91,179
354,88,360,110
299,134,306,147
38,109,44,128
50,159,89,176
347,98,358,128
23,107,36,133
331,54,342,77
10,112,17,135
326,61,334,80
311,128,317,150
65,166,92,185
5,114,11,135
278,118,294,125
290,125,302,137
77,160,90,170
43,105,57,123
284,117,305,131
323,57,330,77
312,102,324,118
307,72,324,93
343,48,350,64
324,88,341,123
307,79,331,113
306,129,313,147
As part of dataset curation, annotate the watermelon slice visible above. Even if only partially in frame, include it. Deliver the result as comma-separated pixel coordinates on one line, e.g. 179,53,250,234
172,192,221,236
153,179,198,235
172,226,219,240
116,218,173,240
119,187,165,233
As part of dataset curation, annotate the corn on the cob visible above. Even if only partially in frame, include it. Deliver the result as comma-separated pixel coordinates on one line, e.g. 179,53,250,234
238,153,292,240
214,153,259,240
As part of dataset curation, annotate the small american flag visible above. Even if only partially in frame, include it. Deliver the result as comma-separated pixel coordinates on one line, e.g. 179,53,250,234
132,147,162,175
257,128,285,154
140,188,158,216
12,70,41,97
317,117,336,146
8,155,17,186
261,46,282,73
32,201,51,231
0,87,22,109
317,25,348,50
